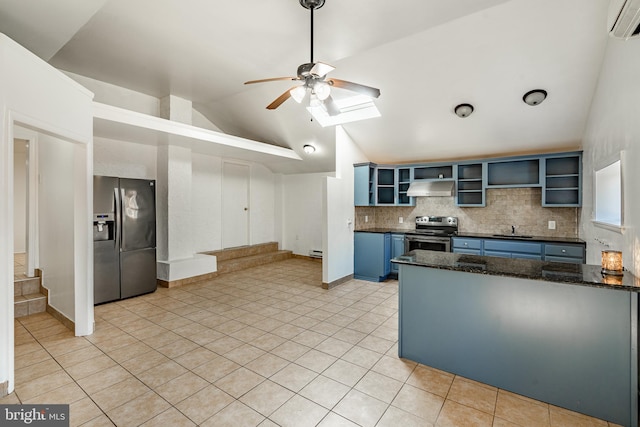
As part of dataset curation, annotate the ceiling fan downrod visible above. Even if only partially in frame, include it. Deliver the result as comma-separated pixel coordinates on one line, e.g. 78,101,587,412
299,0,325,63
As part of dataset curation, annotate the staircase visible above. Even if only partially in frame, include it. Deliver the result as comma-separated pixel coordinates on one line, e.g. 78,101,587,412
203,242,292,275
14,275,47,318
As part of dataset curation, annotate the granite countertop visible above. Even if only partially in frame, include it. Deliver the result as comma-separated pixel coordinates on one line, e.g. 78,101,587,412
392,249,640,292
355,228,410,234
355,229,586,244
456,232,586,245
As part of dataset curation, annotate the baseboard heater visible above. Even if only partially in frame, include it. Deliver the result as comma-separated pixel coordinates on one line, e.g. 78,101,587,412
309,250,323,259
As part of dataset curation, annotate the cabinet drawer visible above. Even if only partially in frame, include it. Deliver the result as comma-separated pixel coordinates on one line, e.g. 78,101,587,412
484,240,542,254
452,238,482,250
453,248,482,256
544,244,584,259
545,255,583,264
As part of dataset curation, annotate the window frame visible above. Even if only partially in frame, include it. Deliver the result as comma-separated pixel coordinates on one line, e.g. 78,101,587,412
592,151,625,233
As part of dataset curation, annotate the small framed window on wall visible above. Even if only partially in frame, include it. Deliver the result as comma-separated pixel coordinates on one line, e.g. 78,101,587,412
593,151,624,232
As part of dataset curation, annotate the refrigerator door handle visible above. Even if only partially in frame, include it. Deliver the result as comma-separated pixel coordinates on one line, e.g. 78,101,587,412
114,187,121,252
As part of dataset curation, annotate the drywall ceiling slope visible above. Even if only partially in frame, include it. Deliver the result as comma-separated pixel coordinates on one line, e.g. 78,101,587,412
0,0,611,172
0,0,106,60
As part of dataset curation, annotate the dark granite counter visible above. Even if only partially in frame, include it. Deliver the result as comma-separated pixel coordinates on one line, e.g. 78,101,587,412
456,232,585,245
356,229,585,245
355,228,411,234
392,249,639,292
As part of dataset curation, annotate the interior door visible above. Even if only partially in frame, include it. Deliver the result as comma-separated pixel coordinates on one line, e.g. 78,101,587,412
222,162,249,248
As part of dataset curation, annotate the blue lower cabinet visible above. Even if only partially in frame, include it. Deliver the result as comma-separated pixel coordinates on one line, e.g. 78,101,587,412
452,238,482,255
544,243,585,263
354,232,391,282
390,234,405,276
483,240,542,260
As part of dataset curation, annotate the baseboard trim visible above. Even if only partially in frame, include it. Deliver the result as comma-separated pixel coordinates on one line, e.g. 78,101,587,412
157,272,219,289
322,274,353,290
46,304,75,333
0,380,8,397
292,254,322,263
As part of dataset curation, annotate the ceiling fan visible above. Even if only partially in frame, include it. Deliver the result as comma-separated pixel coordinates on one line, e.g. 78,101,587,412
244,0,381,116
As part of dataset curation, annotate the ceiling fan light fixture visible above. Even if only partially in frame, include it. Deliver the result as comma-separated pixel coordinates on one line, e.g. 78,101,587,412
303,144,316,154
309,94,323,108
454,103,474,118
523,89,547,106
290,86,307,103
314,81,331,100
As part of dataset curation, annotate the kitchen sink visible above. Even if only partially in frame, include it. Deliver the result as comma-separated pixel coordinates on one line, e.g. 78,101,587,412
492,234,534,239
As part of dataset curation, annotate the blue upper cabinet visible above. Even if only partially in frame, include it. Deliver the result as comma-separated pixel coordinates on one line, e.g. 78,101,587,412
542,153,582,207
354,151,582,208
354,163,415,207
354,163,375,206
455,163,485,207
396,167,415,206
486,158,541,188
376,167,396,205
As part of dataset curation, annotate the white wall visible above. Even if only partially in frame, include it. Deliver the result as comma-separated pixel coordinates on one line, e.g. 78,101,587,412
192,153,223,252
283,172,331,256
13,141,27,253
93,137,157,179
0,34,94,394
93,139,278,255
580,36,640,276
38,134,76,317
323,126,369,283
250,163,277,246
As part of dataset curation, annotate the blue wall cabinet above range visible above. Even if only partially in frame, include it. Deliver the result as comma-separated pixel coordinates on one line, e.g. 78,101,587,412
354,232,391,282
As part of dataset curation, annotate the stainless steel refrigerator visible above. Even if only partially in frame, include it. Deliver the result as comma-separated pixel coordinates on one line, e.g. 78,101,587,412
93,176,157,304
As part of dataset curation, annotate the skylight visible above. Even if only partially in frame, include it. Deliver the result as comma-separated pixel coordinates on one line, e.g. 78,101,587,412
307,95,381,127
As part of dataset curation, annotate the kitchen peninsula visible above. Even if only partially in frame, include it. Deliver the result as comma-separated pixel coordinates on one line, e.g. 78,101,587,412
393,250,639,427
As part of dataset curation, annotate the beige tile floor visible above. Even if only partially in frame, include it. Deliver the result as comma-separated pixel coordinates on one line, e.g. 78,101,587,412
4,256,621,426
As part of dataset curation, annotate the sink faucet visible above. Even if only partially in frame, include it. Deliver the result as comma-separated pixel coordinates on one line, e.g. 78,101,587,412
511,225,516,235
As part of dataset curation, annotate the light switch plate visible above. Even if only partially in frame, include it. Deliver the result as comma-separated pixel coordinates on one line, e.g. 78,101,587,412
548,220,556,230
399,217,403,224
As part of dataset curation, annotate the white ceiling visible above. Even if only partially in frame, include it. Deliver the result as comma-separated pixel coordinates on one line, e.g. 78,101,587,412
0,0,611,173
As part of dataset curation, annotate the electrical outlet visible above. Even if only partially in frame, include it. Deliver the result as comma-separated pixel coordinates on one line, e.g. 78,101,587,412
365,215,368,223
399,217,403,224
548,220,556,230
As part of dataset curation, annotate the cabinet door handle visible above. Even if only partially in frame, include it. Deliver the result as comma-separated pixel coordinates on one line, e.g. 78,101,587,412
464,242,468,246
561,249,566,253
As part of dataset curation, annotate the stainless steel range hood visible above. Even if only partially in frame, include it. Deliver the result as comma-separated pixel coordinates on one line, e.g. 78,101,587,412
406,181,454,197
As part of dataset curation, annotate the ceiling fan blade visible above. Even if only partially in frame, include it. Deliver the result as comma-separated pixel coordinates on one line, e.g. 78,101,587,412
324,95,341,116
327,78,381,98
266,86,299,110
310,62,335,77
245,77,297,85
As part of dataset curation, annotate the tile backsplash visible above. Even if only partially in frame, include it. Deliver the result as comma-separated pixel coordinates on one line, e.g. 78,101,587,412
355,188,579,238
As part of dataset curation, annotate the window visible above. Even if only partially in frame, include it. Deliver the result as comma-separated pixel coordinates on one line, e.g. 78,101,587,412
594,155,623,230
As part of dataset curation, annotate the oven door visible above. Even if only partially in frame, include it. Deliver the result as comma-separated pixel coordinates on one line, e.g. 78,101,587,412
405,235,451,252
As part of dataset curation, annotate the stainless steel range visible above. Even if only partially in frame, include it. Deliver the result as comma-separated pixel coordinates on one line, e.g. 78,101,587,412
405,216,458,253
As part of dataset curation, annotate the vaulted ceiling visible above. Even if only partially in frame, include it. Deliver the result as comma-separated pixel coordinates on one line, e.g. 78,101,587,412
0,0,611,173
